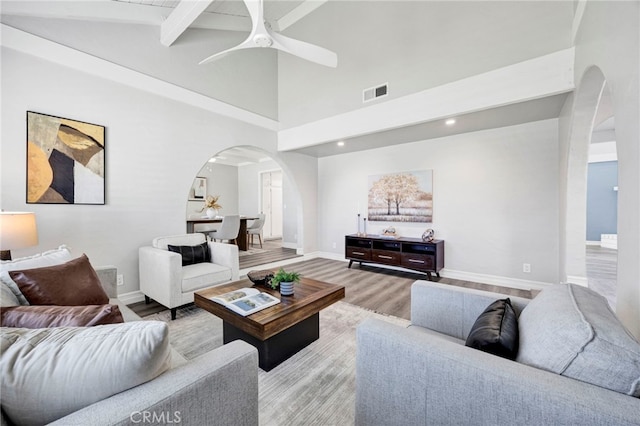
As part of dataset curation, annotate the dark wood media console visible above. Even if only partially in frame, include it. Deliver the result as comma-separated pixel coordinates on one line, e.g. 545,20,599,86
345,234,444,280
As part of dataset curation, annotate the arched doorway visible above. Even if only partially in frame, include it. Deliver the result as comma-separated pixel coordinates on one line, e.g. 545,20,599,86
564,66,617,306
585,83,618,308
185,146,303,268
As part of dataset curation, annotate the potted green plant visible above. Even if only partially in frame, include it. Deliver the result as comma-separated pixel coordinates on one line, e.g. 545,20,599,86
270,267,301,296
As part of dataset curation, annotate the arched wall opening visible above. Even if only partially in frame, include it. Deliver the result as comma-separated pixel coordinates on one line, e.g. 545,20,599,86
585,81,618,308
563,66,607,286
184,145,305,255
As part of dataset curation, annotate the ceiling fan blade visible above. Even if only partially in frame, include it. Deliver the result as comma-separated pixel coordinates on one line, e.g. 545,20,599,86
199,38,255,65
271,31,337,68
199,0,338,68
242,0,263,33
200,0,270,65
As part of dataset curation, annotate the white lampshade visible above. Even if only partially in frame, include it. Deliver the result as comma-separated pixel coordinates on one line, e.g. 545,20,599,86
0,212,38,250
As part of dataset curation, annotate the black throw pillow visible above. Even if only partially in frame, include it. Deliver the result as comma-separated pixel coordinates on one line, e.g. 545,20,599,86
465,298,519,360
167,242,210,266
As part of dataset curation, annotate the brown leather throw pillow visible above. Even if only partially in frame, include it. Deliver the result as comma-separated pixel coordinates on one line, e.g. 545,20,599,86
0,304,124,328
8,254,109,306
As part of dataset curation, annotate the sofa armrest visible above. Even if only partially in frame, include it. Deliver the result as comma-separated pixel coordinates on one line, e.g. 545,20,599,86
209,242,239,281
95,266,118,299
50,340,259,426
356,318,640,426
410,280,530,340
139,246,183,309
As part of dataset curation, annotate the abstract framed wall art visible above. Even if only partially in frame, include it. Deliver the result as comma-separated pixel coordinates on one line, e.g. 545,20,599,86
26,111,105,205
368,170,433,223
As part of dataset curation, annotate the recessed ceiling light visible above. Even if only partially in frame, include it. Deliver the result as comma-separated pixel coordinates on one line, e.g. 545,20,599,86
445,119,456,126
337,141,345,147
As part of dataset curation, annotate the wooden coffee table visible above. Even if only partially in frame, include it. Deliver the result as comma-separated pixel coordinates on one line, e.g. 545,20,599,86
194,276,345,371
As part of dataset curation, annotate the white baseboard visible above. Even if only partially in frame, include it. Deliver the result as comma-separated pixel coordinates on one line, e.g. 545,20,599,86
600,234,618,249
439,269,551,291
317,251,346,261
566,275,589,286
118,290,145,305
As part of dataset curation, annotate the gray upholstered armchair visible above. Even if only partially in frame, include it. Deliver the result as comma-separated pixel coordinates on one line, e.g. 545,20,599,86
139,234,239,319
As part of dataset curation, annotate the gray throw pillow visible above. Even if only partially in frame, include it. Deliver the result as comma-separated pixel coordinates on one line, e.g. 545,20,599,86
517,283,640,397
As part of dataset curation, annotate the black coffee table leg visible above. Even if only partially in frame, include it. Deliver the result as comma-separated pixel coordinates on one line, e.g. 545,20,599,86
223,313,320,372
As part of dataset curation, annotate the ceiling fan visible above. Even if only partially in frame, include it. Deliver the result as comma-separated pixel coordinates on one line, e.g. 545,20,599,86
199,0,337,68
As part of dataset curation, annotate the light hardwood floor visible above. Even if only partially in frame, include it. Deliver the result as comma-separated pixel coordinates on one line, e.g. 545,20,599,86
239,238,301,269
271,257,534,320
136,240,620,319
132,254,535,320
586,245,617,309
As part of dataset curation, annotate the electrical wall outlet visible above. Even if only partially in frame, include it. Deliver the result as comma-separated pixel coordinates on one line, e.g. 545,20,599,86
117,274,124,286
332,242,337,249
523,263,531,273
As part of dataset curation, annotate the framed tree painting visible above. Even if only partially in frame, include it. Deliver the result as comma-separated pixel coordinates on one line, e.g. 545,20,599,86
26,111,105,204
368,170,433,222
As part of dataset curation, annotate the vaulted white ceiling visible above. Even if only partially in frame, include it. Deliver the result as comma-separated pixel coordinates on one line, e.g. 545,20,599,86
1,0,579,160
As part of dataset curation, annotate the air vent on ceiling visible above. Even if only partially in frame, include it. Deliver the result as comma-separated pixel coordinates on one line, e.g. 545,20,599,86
363,83,388,103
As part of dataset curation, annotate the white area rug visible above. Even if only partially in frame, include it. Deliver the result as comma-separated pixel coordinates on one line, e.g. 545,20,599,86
144,301,409,425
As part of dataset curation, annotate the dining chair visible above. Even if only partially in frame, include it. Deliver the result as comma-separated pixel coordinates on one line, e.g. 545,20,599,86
209,215,240,245
246,214,266,248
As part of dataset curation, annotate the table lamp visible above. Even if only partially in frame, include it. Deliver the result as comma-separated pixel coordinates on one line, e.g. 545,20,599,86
0,212,38,261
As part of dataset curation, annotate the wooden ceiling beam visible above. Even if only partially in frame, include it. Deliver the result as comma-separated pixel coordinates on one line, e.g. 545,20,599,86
160,0,215,46
276,0,327,32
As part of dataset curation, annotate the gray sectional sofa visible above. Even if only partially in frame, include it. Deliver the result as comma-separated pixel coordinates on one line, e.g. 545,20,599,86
355,280,640,425
1,263,259,426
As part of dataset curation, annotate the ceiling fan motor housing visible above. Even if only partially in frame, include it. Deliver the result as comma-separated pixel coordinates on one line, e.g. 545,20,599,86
253,34,273,47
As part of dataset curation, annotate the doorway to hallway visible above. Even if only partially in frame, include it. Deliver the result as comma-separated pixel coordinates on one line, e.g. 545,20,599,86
261,170,283,240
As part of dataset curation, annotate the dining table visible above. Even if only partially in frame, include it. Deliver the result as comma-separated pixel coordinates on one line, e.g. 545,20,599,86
186,216,258,251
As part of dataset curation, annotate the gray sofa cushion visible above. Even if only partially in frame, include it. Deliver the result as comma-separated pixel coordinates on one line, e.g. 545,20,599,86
1,321,171,424
517,283,640,397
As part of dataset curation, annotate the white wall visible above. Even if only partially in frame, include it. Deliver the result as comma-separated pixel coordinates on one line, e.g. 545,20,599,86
318,119,560,288
1,16,279,119
187,162,239,218
279,1,572,128
567,0,640,336
0,47,318,299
